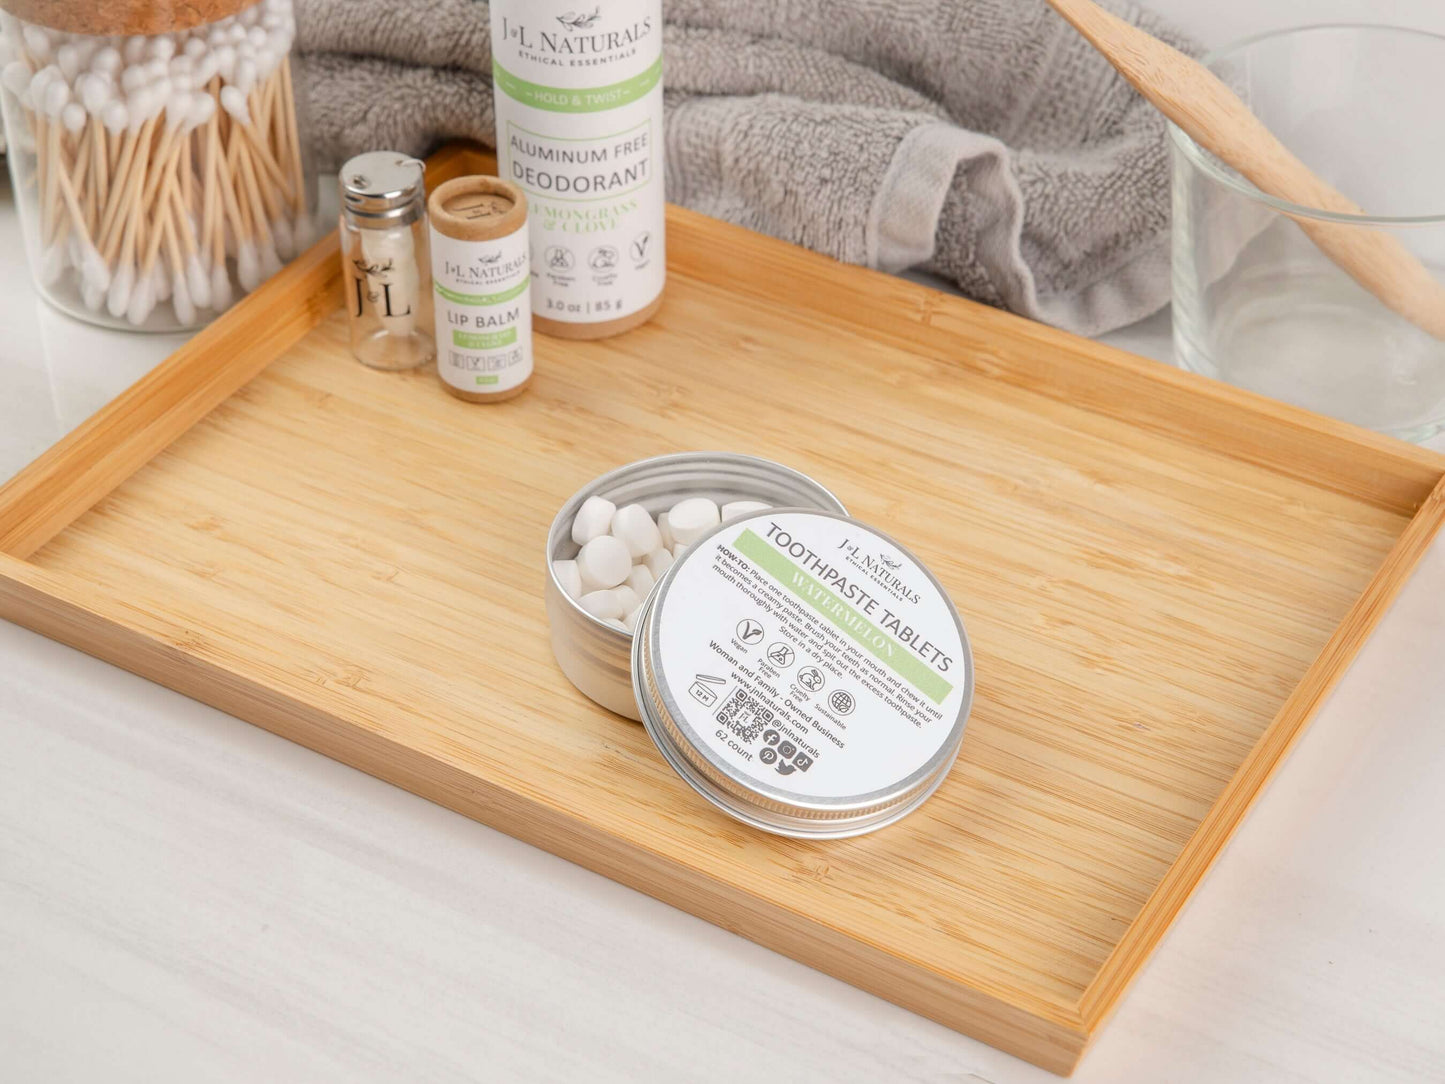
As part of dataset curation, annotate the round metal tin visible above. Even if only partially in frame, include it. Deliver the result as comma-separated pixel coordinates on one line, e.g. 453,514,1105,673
544,453,847,719
631,509,974,838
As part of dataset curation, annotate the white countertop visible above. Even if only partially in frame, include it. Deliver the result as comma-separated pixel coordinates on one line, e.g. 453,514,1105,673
4,3,1444,1080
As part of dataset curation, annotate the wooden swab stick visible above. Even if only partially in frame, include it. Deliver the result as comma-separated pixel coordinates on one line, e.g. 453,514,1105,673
216,131,251,246
138,124,184,211
113,177,142,281
44,125,76,248
97,121,140,247
138,176,168,276
145,119,180,237
234,116,291,202
181,131,194,218
89,120,108,234
237,135,281,226
54,158,96,250
233,138,275,245
41,116,60,246
34,112,49,240
69,126,94,238
98,114,157,256
1045,0,1445,339
213,178,226,267
167,177,199,259
258,72,275,141
161,203,185,280
200,107,220,260
103,115,160,266
83,146,99,238
279,60,306,216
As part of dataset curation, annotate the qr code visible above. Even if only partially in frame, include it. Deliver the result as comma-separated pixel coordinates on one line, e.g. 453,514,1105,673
716,687,775,745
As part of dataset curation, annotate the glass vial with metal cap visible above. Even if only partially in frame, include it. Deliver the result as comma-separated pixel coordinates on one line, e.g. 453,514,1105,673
427,175,533,402
338,152,435,371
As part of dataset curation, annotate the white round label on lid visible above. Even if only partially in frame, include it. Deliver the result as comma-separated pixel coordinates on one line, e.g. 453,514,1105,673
653,511,970,802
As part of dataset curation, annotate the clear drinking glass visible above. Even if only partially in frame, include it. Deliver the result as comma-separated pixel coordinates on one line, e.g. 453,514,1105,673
1171,24,1445,441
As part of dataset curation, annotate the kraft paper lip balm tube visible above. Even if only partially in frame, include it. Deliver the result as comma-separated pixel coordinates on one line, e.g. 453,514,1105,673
428,175,534,403
489,0,665,340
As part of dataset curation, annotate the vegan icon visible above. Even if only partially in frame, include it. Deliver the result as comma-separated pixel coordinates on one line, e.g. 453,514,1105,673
630,231,652,264
735,618,765,645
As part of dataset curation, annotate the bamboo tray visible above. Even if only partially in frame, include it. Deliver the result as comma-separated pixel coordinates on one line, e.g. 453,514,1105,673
3,144,1443,1074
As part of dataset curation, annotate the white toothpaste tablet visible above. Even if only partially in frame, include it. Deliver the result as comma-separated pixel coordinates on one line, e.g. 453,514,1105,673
626,564,655,597
612,584,641,614
668,497,721,545
610,503,663,558
622,606,641,633
552,559,583,599
571,495,616,546
657,511,674,549
578,589,626,620
721,500,771,521
644,548,674,579
577,534,632,590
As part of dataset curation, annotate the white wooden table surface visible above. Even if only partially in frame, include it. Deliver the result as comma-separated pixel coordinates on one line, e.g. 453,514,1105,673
3,2,1443,1080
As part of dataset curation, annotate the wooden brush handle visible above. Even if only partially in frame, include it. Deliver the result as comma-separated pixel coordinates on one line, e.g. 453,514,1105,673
1046,0,1445,340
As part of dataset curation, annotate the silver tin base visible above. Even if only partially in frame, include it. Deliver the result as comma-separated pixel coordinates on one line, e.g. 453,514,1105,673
544,453,847,721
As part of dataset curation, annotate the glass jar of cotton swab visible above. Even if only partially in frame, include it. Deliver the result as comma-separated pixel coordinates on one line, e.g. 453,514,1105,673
338,151,434,372
0,0,318,331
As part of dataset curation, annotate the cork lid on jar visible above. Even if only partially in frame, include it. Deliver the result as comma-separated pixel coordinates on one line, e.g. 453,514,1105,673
428,176,528,243
4,0,258,36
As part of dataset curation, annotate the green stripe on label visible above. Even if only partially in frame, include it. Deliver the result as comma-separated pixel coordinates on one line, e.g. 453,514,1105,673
475,375,500,386
435,279,530,306
493,56,662,114
734,528,954,706
452,327,517,350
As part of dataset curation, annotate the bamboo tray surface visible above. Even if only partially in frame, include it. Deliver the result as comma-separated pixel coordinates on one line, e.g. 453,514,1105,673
3,146,1442,1075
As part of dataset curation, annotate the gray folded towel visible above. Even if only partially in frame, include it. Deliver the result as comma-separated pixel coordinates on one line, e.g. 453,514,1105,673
298,0,1196,336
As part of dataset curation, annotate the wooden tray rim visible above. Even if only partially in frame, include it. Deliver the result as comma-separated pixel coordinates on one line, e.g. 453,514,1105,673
3,143,1443,1072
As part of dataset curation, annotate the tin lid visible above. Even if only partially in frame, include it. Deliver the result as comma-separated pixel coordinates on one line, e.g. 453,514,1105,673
631,509,974,838
339,152,426,226
428,175,528,242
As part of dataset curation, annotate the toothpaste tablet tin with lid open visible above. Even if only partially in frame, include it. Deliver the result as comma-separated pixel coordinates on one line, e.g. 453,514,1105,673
632,509,974,838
